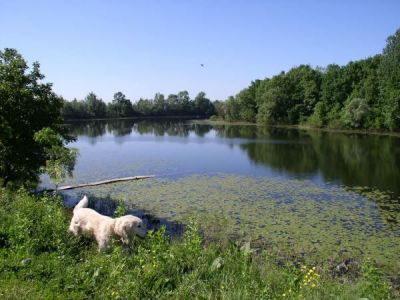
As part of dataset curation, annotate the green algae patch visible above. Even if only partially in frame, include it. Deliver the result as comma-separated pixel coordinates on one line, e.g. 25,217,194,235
77,175,400,274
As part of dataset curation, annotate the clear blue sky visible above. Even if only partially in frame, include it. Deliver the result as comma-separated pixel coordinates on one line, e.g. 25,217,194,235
1,0,399,102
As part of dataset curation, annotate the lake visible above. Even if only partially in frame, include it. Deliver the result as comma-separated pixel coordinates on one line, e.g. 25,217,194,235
53,119,400,273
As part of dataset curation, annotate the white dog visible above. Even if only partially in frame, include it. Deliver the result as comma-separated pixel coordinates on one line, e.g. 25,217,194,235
69,195,147,250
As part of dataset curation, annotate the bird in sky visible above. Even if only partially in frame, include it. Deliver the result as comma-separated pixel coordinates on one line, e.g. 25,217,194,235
200,64,204,67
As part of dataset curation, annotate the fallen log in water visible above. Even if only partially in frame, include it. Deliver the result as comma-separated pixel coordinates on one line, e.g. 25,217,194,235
38,175,155,193
58,175,155,190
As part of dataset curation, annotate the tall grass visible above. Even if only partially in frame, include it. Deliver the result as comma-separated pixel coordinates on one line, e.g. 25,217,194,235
0,189,395,299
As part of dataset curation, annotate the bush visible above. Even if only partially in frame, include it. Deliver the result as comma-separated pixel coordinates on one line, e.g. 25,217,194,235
343,98,370,129
306,102,325,127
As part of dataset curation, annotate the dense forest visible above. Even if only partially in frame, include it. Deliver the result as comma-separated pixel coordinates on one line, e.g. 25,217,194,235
217,28,400,130
62,28,400,130
62,91,215,119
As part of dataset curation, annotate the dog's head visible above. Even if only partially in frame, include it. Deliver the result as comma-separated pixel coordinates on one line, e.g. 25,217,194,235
114,215,147,242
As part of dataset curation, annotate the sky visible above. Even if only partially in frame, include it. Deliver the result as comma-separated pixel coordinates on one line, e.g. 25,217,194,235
0,0,399,102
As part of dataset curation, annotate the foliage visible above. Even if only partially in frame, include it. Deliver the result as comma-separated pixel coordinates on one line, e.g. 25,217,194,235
224,96,241,121
84,92,107,118
379,29,400,129
236,80,261,122
62,91,216,119
0,189,396,299
34,128,78,189
0,48,74,187
359,258,392,299
193,92,215,116
107,92,134,118
113,197,127,218
217,28,400,131
343,98,370,129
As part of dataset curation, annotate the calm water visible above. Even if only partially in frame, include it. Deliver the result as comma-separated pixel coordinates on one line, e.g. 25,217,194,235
61,119,400,196
52,119,400,270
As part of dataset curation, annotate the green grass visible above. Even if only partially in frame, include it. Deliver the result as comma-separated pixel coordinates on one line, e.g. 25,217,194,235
0,189,396,299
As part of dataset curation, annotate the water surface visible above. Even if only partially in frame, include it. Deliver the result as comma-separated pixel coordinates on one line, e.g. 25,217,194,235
52,119,400,272
61,119,400,195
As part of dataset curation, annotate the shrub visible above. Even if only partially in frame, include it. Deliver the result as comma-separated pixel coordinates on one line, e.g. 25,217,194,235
343,98,370,129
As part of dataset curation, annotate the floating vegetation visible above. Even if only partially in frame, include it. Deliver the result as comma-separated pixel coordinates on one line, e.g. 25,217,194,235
67,175,400,275
345,185,400,226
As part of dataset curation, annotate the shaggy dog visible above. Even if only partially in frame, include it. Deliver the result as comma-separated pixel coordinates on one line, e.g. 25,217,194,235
69,195,147,250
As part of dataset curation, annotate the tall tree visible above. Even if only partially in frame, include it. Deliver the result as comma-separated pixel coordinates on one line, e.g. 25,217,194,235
379,29,400,129
176,91,191,114
224,96,241,121
194,92,215,116
84,92,107,118
256,73,290,124
0,48,75,187
153,93,166,115
135,98,154,115
108,92,134,117
236,80,261,122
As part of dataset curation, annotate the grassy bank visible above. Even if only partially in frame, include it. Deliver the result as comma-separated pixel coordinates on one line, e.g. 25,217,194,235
0,189,396,299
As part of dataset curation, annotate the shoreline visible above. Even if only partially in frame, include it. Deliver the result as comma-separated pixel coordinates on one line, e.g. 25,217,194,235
63,116,400,137
63,115,206,122
195,119,400,138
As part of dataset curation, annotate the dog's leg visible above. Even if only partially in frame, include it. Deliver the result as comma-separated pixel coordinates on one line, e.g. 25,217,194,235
119,229,130,245
97,237,110,252
96,227,111,251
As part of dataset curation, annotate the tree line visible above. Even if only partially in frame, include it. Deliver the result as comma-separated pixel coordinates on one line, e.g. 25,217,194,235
62,91,215,119
216,28,400,130
62,28,400,130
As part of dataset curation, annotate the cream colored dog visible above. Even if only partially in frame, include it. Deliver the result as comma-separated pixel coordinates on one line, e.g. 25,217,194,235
69,195,147,250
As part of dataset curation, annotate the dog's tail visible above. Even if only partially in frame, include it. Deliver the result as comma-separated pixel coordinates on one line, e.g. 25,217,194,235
74,195,89,212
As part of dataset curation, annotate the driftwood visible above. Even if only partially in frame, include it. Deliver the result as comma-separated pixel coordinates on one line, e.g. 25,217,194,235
57,175,155,190
37,175,155,193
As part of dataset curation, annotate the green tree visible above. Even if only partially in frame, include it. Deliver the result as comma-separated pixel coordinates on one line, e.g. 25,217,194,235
224,96,240,121
343,98,370,129
0,48,75,187
34,128,78,190
153,93,167,115
62,98,89,119
108,92,134,117
236,80,260,122
176,91,191,114
212,100,226,118
193,92,215,116
379,29,400,129
318,64,349,126
134,98,154,115
84,92,107,118
256,73,290,124
284,65,321,123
